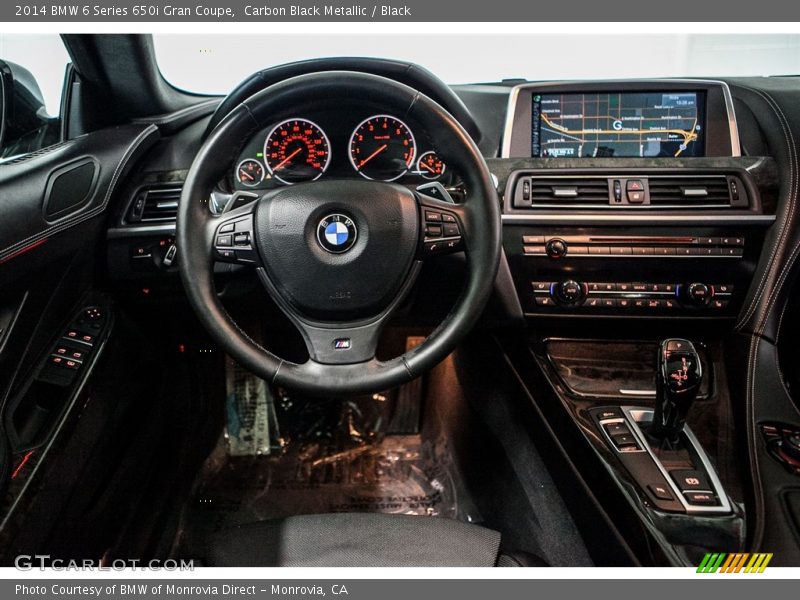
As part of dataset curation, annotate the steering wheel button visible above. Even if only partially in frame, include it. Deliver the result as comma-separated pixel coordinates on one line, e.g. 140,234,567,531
217,234,233,247
425,224,442,237
425,211,442,222
424,241,442,254
442,213,457,223
443,223,460,237
234,232,250,246
219,223,235,234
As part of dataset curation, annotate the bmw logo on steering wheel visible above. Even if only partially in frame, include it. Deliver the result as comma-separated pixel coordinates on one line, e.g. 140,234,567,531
316,213,358,253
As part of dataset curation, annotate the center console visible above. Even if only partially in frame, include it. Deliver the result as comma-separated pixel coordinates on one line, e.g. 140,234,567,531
495,79,772,564
498,80,775,322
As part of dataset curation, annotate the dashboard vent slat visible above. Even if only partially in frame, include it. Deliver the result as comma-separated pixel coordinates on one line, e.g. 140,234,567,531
648,176,732,207
529,177,609,205
128,186,183,223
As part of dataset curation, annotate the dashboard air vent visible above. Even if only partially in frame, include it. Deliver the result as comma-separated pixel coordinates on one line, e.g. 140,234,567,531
528,177,609,206
128,185,182,223
648,176,733,207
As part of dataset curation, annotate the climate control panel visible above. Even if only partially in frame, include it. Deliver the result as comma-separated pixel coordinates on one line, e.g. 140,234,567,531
532,280,733,311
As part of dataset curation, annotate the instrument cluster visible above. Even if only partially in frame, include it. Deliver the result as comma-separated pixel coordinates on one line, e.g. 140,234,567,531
231,112,451,191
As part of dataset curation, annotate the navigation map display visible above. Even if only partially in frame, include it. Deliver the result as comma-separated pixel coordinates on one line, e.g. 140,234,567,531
531,91,706,158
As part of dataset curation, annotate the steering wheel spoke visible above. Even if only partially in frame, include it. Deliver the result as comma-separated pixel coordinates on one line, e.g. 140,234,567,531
256,259,423,365
416,194,468,258
295,319,385,365
209,200,262,266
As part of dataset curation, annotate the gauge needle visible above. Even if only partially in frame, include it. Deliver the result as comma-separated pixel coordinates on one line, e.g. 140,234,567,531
239,169,254,181
420,161,436,174
358,144,388,168
273,147,302,171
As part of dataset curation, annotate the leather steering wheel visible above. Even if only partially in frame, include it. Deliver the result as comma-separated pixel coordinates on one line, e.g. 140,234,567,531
177,71,500,395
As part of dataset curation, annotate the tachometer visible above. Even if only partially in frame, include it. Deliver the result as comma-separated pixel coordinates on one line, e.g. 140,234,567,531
349,115,416,182
264,118,331,184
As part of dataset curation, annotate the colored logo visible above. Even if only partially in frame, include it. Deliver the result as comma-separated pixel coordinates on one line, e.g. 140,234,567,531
697,552,773,573
316,214,357,253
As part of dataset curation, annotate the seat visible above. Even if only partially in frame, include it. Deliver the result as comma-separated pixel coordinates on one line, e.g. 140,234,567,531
205,513,548,567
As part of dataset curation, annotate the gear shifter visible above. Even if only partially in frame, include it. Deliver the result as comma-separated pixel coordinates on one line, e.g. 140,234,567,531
650,338,703,442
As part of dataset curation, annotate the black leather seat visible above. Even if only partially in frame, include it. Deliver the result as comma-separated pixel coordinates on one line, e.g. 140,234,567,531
206,513,548,567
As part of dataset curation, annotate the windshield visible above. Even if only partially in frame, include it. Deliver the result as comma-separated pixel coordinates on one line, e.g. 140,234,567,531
154,33,800,94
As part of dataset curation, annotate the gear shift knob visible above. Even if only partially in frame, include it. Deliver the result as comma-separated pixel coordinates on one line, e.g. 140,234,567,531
650,339,703,441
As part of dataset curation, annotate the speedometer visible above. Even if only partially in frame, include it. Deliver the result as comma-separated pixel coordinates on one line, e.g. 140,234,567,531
264,118,331,184
349,115,416,182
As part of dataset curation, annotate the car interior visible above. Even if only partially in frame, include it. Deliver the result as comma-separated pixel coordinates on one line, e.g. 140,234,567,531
1,33,800,568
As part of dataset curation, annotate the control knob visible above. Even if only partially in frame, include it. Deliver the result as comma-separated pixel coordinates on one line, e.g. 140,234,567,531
545,238,568,258
686,282,712,306
554,280,586,305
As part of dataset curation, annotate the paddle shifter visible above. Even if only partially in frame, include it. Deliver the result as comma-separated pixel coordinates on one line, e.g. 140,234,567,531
650,339,703,442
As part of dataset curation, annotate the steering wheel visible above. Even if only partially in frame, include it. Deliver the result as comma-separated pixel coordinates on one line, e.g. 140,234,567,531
177,71,500,395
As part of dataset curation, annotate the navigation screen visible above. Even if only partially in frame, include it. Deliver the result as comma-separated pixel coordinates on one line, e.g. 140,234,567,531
531,91,706,158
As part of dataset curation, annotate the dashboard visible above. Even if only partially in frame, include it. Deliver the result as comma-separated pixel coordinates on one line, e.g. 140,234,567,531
109,73,777,330
228,108,458,193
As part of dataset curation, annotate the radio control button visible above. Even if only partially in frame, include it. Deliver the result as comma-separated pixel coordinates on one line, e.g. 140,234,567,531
523,245,546,255
720,247,744,257
522,235,544,244
545,239,568,258
721,237,745,246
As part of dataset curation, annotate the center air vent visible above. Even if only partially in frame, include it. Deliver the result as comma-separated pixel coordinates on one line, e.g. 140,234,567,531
648,176,736,207
511,172,749,210
522,176,610,207
127,185,182,223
